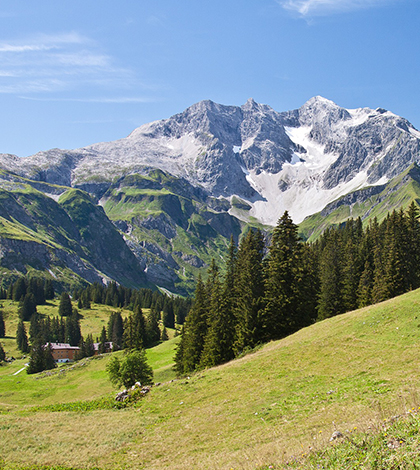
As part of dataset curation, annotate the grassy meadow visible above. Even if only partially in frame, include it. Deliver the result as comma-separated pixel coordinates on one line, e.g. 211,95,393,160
1,289,420,469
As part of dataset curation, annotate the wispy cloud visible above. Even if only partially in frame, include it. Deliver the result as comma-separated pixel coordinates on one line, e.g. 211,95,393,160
19,96,158,104
0,32,156,100
279,0,396,17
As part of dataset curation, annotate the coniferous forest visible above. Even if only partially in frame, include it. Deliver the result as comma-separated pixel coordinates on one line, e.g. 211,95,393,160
175,203,420,375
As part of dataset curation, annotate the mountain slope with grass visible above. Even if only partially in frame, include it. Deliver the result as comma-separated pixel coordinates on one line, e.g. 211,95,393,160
1,288,420,469
2,97,420,292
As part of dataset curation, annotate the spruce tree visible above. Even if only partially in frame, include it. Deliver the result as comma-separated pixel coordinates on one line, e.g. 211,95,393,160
12,277,27,302
234,229,265,354
317,229,344,320
0,343,5,362
58,292,73,317
262,211,305,339
177,275,208,374
44,279,55,300
0,311,5,338
145,307,161,347
98,326,108,354
200,262,233,368
18,293,37,321
16,320,30,353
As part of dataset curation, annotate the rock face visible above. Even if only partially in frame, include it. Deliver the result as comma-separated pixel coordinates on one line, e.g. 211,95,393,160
1,96,420,292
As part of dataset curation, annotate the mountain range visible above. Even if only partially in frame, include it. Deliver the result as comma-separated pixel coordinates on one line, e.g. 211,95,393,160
1,96,420,293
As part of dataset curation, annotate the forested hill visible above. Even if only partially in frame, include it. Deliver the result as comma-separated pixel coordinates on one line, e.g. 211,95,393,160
175,203,420,374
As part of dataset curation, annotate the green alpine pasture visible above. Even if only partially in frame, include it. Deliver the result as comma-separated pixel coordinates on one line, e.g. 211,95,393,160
299,163,420,241
1,288,420,469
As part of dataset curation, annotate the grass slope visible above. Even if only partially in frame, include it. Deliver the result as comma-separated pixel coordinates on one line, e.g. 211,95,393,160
299,164,420,241
1,289,420,469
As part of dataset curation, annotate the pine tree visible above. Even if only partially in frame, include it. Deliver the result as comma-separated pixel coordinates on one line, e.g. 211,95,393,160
110,311,124,349
58,292,73,317
200,262,232,368
263,211,306,339
234,229,265,353
16,320,30,353
65,310,82,346
27,339,56,374
18,293,37,321
161,326,169,341
176,275,208,374
0,311,5,338
98,326,108,354
317,229,344,320
145,307,161,347
29,312,42,343
44,279,55,300
27,277,45,305
404,201,420,290
0,343,5,362
12,277,27,302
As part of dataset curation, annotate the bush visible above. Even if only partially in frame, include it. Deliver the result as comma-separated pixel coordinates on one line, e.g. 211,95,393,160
106,349,153,388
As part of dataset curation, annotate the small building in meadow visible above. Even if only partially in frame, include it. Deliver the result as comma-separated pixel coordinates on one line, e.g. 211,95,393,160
46,343,80,363
93,342,113,355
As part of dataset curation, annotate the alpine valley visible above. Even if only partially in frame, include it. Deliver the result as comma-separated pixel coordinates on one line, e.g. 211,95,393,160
1,96,420,294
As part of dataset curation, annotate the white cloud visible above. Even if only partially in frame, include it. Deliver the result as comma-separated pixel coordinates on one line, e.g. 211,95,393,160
279,0,396,16
0,32,154,98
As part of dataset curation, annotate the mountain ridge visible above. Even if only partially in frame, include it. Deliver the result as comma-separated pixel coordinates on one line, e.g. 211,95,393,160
1,96,420,292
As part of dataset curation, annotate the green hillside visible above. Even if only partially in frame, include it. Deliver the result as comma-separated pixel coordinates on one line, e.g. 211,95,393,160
299,163,420,241
1,288,420,469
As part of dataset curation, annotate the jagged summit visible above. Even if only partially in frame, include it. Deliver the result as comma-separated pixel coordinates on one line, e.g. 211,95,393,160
0,96,420,225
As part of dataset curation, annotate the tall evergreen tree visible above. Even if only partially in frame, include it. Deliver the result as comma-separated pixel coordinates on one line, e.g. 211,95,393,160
317,229,344,320
0,311,5,338
200,261,234,368
145,307,161,347
27,340,56,374
65,310,82,346
16,320,29,353
0,343,5,362
176,275,208,374
262,211,306,339
98,326,108,354
234,229,265,353
44,279,55,300
18,293,37,321
12,277,27,302
59,292,73,317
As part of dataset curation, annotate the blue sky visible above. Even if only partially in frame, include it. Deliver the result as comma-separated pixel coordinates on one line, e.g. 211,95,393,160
1,0,419,157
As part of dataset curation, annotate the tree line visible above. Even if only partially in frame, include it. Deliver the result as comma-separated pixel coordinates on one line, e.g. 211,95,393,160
175,204,420,375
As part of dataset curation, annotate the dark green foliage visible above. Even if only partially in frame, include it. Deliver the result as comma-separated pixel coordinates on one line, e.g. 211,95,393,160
161,326,169,341
0,311,5,338
106,349,153,388
234,229,265,353
263,212,311,339
176,275,208,374
75,334,95,360
108,311,124,349
123,306,145,350
18,293,37,321
162,299,175,328
176,206,420,376
12,277,27,302
44,278,55,300
27,340,56,374
27,277,46,305
98,326,108,354
58,292,73,317
16,320,30,353
145,307,161,347
29,312,42,343
0,343,5,362
65,310,82,346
